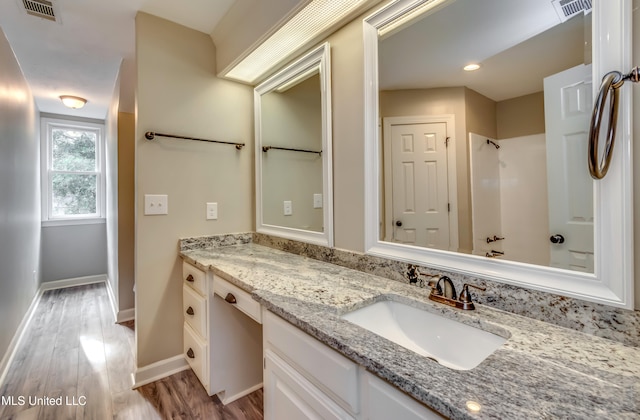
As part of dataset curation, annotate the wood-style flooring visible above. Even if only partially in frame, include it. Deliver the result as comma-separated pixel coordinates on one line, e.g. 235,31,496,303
0,283,263,420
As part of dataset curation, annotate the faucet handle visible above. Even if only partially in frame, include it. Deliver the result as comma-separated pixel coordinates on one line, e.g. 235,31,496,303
459,283,486,303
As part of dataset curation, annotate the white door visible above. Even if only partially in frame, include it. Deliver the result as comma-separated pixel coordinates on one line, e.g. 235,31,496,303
543,64,594,272
386,122,450,250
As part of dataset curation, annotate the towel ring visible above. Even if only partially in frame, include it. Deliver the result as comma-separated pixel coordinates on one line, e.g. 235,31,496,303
588,67,639,179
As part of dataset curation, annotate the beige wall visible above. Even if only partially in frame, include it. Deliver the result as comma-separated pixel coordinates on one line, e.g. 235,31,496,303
135,13,254,367
379,87,473,252
326,17,367,252
106,69,120,311
496,92,545,139
212,0,308,75
0,27,41,361
118,112,135,311
261,75,323,231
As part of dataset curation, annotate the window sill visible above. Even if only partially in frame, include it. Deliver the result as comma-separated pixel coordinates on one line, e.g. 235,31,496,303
42,218,106,228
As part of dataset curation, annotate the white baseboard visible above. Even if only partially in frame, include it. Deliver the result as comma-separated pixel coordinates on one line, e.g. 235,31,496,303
0,287,43,388
132,355,190,389
40,274,107,291
104,276,136,324
117,308,135,323
218,383,264,405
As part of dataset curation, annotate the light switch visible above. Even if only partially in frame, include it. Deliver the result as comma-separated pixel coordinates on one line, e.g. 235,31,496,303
144,194,168,215
283,200,293,216
313,193,323,209
206,202,218,220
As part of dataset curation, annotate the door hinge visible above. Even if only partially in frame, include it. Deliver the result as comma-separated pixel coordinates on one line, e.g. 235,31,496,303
448,203,450,212
445,137,450,147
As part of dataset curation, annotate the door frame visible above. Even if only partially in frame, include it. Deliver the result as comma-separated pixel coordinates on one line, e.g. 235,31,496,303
382,115,458,251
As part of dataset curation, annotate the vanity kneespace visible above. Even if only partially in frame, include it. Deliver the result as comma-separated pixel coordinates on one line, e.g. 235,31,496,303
182,261,263,404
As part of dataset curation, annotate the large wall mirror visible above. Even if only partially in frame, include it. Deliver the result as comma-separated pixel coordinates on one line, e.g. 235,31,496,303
364,0,633,308
255,43,334,246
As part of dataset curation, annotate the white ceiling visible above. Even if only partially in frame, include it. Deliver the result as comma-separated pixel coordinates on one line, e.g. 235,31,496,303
0,0,587,121
0,0,235,119
379,0,587,102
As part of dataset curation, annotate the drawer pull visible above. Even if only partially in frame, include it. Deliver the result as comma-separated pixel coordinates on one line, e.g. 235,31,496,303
187,348,195,359
186,306,194,316
225,293,237,304
186,274,194,282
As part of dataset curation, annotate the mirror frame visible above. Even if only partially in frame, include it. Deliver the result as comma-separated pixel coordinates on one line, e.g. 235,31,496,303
363,0,634,308
255,43,334,247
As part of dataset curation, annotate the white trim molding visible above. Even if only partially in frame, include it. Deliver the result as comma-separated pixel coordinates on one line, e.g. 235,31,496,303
254,42,334,247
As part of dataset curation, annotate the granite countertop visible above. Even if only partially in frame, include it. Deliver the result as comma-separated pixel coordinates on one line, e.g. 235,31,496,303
180,243,640,419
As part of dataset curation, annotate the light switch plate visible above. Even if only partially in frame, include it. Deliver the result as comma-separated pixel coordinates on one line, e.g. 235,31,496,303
206,202,218,220
144,194,168,215
283,200,293,216
313,193,323,209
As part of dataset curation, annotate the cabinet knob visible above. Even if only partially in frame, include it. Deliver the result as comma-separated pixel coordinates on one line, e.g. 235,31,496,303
186,274,194,282
186,348,195,359
395,220,403,227
225,293,237,304
186,306,194,316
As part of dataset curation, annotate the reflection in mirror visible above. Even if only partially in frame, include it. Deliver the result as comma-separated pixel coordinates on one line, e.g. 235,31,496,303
255,43,333,246
364,0,633,308
377,0,593,272
261,73,323,232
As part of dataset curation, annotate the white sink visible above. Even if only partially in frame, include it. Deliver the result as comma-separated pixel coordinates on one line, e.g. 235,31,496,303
341,300,507,370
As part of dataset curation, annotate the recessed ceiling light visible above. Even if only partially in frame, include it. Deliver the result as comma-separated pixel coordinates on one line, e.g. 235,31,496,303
59,95,87,109
463,63,481,71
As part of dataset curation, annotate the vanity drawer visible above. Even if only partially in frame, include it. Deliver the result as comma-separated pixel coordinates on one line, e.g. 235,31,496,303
184,322,208,387
183,261,206,296
183,284,207,338
212,275,262,324
264,310,359,414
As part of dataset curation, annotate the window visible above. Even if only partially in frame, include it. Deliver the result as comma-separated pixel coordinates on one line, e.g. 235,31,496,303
41,117,105,225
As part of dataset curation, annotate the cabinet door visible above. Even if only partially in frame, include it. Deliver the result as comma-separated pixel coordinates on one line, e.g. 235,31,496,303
361,371,445,420
264,350,354,420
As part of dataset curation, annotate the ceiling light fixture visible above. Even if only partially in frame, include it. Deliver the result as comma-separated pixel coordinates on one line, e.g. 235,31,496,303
224,0,370,84
463,63,481,71
59,95,87,109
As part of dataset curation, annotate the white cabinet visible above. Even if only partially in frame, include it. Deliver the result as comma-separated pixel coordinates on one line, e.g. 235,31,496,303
264,349,354,420
361,371,445,420
182,261,263,404
263,308,444,420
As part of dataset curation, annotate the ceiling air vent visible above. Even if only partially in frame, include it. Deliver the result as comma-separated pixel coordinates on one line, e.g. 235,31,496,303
22,0,56,22
552,0,592,22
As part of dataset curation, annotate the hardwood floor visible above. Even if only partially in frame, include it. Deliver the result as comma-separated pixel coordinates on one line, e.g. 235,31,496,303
0,283,263,420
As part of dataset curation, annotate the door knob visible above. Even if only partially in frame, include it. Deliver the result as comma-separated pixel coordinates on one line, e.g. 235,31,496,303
395,220,403,227
186,306,194,316
550,234,565,244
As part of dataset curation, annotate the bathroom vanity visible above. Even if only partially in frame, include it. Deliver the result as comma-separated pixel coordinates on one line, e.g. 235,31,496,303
180,240,640,419
181,261,263,404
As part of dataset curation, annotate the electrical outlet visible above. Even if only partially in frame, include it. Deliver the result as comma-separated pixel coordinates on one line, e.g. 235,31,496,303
283,200,293,216
313,193,323,209
144,194,168,215
206,202,218,220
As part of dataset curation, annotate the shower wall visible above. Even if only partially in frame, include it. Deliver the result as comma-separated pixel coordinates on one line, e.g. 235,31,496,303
469,132,549,265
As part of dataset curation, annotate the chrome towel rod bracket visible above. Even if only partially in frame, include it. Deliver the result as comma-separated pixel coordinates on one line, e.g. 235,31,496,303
145,131,245,150
588,66,639,179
